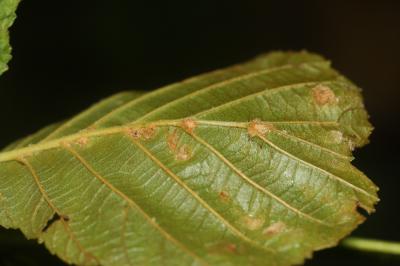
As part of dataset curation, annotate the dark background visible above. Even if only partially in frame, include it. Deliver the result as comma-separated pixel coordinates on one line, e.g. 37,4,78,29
0,0,399,265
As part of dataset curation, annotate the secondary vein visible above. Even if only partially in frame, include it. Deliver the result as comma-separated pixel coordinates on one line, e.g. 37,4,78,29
18,157,99,264
187,131,333,227
129,135,276,255
64,145,207,266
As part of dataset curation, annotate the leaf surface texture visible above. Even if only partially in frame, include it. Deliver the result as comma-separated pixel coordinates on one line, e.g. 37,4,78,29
0,51,378,266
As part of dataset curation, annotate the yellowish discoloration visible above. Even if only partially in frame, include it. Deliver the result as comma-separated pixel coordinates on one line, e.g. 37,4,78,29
342,137,356,151
60,141,72,148
176,145,191,161
167,131,191,161
75,137,89,147
312,85,337,105
330,130,343,144
85,125,97,131
242,215,265,231
167,131,178,151
248,119,275,137
348,140,356,151
263,221,286,236
181,119,197,134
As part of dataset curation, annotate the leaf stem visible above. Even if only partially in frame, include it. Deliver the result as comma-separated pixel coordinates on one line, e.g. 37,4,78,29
342,237,400,255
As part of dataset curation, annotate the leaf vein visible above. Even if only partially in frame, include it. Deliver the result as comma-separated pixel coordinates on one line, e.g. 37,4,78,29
135,64,300,122
186,131,332,227
194,78,339,118
63,145,207,266
255,134,377,200
18,157,99,265
128,136,276,255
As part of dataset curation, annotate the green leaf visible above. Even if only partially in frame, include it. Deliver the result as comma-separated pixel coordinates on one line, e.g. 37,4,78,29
0,0,20,75
0,51,378,266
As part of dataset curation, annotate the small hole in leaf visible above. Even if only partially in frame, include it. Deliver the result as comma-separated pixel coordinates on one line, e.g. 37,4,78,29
356,204,369,218
41,214,70,233
42,214,61,232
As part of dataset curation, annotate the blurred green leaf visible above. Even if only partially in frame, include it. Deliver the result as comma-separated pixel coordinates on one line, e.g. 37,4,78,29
0,0,20,76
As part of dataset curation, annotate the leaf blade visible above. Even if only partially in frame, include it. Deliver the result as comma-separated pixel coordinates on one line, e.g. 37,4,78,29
0,51,378,266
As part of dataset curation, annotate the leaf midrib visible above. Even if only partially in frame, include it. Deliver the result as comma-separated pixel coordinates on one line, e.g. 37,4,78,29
0,78,339,163
2,112,373,204
1,118,376,228
2,117,376,207
0,119,338,163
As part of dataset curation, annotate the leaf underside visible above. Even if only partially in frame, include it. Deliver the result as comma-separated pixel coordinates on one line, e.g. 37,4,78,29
0,51,378,266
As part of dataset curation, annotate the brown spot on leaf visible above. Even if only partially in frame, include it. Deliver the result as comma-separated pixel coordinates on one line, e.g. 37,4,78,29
141,125,156,139
312,85,337,105
167,131,192,161
242,215,265,231
224,243,237,254
60,141,72,148
167,131,178,151
128,125,156,140
75,137,89,147
181,118,197,134
219,191,230,203
128,128,141,139
176,145,191,161
207,242,242,255
248,119,275,137
263,221,286,236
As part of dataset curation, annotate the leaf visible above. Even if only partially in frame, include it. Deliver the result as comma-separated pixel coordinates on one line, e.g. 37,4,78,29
0,51,378,266
0,0,20,75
